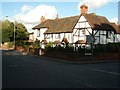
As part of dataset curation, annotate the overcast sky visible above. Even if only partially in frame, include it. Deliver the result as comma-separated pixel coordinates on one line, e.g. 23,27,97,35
1,0,119,33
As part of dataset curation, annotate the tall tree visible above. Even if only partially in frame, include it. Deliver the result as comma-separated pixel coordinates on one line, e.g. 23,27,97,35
1,20,29,42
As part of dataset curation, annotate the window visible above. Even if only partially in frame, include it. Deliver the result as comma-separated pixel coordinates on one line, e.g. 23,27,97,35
45,34,50,39
68,34,70,40
64,33,66,37
51,34,53,38
82,29,85,34
55,34,60,39
86,35,93,43
37,30,40,37
58,34,60,38
106,31,111,39
80,29,85,36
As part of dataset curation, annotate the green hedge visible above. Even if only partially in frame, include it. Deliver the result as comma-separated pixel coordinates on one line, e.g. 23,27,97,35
45,43,120,54
94,43,120,53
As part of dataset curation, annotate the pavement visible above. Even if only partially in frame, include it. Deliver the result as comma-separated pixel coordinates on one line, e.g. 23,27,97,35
1,48,119,64
24,51,120,65
39,55,120,64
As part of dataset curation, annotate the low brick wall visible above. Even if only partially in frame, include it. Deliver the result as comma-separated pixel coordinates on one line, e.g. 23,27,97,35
44,51,120,61
93,53,119,60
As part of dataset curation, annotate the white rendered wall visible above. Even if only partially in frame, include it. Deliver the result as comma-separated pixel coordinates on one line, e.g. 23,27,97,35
33,30,37,41
29,34,34,41
34,28,47,41
40,28,47,41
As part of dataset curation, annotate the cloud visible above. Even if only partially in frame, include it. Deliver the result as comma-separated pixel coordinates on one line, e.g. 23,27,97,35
109,17,118,24
21,4,33,13
78,0,111,10
14,4,58,32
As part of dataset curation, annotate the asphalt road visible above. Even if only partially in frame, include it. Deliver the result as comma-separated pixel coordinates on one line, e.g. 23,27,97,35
2,50,120,88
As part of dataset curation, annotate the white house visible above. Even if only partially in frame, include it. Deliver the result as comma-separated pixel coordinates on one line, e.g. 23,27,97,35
28,32,34,42
32,5,120,46
32,16,47,42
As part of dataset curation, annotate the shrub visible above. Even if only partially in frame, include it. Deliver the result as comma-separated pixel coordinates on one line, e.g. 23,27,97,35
93,43,120,53
33,41,41,49
64,46,74,52
45,42,53,48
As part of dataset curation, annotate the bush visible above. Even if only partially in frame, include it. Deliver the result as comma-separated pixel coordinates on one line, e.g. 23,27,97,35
64,46,74,52
107,43,120,53
94,44,105,53
45,42,53,48
33,41,41,49
46,44,76,53
94,43,120,53
45,43,120,54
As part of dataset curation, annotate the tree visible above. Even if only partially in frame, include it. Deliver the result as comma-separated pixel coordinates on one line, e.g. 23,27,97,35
2,29,10,42
1,20,29,42
15,23,29,41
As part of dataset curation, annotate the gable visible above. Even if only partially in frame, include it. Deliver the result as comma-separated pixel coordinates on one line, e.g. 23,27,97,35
74,15,91,29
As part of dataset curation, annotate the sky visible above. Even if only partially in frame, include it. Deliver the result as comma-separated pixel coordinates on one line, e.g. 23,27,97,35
1,0,119,33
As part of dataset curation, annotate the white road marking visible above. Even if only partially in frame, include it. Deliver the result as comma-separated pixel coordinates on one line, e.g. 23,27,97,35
89,69,120,75
74,80,97,88
8,65,18,67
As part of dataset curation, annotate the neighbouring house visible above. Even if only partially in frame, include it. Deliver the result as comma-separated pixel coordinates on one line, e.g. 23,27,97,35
32,16,47,42
28,32,34,42
32,5,120,47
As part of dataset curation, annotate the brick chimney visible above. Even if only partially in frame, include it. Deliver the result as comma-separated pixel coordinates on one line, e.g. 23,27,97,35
80,4,88,14
40,16,46,23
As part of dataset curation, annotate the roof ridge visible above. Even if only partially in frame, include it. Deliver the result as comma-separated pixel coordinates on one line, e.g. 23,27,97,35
87,13,106,18
59,15,80,19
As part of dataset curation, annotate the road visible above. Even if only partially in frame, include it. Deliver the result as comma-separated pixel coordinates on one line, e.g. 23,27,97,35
2,50,120,88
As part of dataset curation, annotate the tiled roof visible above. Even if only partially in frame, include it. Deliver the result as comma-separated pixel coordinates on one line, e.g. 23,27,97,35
83,13,116,31
110,23,120,34
32,13,118,34
32,16,80,34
